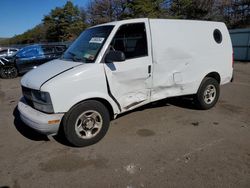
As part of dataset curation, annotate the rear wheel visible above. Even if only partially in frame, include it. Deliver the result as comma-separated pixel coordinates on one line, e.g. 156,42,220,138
195,77,220,110
63,100,110,147
0,66,18,79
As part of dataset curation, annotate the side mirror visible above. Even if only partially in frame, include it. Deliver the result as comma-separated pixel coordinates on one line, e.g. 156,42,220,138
105,51,125,63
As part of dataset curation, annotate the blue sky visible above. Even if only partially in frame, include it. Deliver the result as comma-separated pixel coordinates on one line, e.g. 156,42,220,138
0,0,89,38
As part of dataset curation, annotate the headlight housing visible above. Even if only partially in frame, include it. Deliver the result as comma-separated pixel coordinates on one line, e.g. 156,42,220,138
22,86,54,113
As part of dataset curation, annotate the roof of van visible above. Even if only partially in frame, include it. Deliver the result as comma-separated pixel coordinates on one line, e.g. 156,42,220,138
91,18,225,28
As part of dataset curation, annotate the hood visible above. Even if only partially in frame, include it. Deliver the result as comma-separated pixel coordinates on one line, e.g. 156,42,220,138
21,59,82,90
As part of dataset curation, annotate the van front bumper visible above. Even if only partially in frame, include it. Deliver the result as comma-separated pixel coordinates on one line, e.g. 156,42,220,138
18,98,64,136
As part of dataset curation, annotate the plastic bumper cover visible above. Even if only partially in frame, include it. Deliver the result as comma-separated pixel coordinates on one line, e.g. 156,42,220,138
18,98,64,135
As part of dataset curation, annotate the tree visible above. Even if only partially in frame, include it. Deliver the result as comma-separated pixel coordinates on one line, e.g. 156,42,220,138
87,0,129,25
220,0,250,28
126,0,167,18
87,0,112,25
170,0,214,19
43,1,86,42
0,1,87,45
86,0,168,25
0,24,47,45
1,0,250,46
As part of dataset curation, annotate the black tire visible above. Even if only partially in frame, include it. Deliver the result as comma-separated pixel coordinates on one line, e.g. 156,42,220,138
0,67,5,78
63,100,110,147
195,77,220,110
0,66,18,79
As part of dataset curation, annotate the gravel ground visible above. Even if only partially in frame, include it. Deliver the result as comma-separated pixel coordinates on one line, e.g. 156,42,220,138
0,62,249,188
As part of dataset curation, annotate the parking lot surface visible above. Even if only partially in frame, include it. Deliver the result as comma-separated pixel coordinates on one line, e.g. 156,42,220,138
0,63,249,188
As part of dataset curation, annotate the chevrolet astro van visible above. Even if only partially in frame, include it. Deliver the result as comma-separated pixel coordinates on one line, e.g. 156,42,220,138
18,18,233,147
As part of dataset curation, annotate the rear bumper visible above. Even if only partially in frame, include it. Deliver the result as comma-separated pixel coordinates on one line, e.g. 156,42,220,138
18,98,64,135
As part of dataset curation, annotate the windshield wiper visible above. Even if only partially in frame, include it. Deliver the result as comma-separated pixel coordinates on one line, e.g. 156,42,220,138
66,51,85,63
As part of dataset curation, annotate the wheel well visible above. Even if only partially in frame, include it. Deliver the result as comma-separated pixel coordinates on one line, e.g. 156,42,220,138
205,72,221,84
72,98,115,120
92,98,114,120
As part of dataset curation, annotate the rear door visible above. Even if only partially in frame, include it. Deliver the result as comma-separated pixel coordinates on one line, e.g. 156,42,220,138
104,22,153,112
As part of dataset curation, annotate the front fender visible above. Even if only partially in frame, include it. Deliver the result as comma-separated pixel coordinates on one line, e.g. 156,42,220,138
63,92,120,117
40,63,120,117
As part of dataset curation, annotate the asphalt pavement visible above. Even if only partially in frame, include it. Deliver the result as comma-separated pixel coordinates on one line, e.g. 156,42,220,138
0,62,249,188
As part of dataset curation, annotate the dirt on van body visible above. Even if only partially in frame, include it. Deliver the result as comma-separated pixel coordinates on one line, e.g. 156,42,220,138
0,63,250,188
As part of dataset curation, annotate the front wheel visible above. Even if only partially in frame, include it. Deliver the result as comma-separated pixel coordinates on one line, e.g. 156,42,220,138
0,66,18,79
63,100,110,147
195,77,220,110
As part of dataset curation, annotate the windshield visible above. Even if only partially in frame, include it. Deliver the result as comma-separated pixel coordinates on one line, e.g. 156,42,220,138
62,25,114,63
16,45,42,58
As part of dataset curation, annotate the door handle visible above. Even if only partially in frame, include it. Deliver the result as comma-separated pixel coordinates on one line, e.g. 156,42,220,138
148,65,151,74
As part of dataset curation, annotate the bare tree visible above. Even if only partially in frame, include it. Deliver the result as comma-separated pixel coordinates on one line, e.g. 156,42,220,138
86,0,129,25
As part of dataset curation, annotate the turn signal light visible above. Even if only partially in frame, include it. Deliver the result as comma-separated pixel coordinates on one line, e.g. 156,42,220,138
48,120,60,125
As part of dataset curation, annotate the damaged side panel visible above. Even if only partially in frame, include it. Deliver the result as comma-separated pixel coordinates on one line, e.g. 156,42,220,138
104,57,152,112
103,20,153,112
148,19,230,102
150,47,198,101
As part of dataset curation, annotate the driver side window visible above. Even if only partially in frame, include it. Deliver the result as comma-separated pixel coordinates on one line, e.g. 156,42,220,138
111,23,148,59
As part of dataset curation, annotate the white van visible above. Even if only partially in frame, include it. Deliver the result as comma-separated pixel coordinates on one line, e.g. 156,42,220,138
18,18,233,146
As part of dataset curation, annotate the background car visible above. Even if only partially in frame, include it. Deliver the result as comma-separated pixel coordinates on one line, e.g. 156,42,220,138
0,48,19,57
0,44,67,78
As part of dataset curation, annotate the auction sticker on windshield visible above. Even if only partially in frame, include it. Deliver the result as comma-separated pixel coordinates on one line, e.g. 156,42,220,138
89,37,105,44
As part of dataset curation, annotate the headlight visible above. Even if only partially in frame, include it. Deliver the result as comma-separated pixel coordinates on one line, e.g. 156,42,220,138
30,90,54,113
31,90,51,104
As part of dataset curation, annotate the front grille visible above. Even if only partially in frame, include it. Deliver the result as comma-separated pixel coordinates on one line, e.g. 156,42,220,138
22,86,34,108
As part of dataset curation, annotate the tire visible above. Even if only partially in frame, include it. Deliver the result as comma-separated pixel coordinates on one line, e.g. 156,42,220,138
195,77,220,110
0,66,18,79
0,67,6,78
63,100,110,147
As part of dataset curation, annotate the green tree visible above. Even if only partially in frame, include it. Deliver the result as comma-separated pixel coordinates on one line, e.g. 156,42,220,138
0,24,47,45
1,0,250,46
43,1,86,42
0,1,87,45
170,0,214,19
126,0,167,18
86,0,168,25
